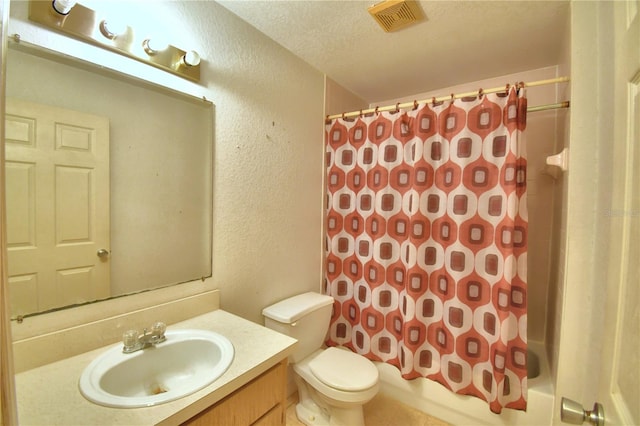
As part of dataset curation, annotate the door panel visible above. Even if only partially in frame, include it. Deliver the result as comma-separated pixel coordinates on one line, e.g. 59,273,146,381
601,1,639,424
55,165,92,243
608,73,639,426
5,98,110,315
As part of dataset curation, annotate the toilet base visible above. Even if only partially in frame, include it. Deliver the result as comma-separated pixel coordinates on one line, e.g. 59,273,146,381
295,400,366,426
294,374,368,426
295,400,330,426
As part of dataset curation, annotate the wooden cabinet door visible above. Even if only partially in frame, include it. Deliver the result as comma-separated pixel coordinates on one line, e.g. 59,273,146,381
183,360,287,426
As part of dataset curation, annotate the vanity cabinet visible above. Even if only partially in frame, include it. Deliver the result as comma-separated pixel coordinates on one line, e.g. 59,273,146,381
182,359,288,426
14,309,298,425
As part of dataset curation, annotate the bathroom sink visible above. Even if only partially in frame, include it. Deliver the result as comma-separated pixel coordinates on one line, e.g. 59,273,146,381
79,329,234,408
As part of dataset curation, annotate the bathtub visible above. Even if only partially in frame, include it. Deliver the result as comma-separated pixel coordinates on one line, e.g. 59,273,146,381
376,341,554,425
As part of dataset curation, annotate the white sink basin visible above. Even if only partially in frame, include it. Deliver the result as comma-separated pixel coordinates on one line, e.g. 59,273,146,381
79,329,234,408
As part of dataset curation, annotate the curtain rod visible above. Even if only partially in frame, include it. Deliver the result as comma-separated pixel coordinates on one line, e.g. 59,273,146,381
326,76,570,121
527,101,570,113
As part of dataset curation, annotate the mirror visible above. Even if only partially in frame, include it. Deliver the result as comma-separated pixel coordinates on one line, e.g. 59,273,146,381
4,40,213,318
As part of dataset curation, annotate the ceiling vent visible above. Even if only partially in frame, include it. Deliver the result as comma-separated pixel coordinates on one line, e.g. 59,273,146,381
368,0,424,33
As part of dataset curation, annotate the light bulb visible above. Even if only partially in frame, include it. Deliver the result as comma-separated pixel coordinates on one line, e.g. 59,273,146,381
181,50,201,67
143,38,169,55
52,0,77,15
99,19,128,40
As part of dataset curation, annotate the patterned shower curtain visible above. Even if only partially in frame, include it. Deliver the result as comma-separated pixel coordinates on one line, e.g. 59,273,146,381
324,86,528,413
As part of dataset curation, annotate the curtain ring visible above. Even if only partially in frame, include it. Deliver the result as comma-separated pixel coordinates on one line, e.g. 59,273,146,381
359,109,363,118
450,93,455,102
375,106,380,115
431,97,436,107
413,100,419,110
505,83,511,94
478,88,484,99
325,115,331,125
342,112,346,120
395,102,401,113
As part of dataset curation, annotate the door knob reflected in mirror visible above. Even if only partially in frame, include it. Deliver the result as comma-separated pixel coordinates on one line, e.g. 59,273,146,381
97,249,110,258
561,397,605,426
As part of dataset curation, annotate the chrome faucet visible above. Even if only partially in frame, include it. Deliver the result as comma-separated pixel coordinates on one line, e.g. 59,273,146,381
122,321,167,354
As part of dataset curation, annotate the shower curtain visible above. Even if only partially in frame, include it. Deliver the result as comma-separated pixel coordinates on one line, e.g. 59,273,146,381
324,86,528,413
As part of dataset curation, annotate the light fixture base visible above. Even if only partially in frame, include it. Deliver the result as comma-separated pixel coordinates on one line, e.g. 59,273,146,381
28,0,200,82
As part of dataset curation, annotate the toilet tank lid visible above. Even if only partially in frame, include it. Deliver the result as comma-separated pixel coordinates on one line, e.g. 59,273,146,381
262,292,334,323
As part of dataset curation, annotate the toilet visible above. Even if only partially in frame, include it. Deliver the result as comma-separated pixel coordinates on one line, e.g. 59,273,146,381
262,292,379,426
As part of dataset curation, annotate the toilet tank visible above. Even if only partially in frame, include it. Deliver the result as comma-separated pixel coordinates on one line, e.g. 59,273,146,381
262,292,334,363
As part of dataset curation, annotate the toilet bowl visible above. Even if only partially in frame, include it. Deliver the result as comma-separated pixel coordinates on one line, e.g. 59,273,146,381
262,292,379,426
294,348,379,425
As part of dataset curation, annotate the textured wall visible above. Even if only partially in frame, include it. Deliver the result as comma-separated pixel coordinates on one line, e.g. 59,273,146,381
324,77,368,117
181,2,326,323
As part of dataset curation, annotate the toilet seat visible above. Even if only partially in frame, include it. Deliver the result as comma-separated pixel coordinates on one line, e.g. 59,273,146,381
308,347,379,391
294,350,379,405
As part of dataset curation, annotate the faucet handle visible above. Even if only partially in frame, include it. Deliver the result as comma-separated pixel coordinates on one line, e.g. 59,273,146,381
122,329,139,350
151,321,166,338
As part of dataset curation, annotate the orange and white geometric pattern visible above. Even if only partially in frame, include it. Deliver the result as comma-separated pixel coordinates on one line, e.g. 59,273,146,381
324,87,528,413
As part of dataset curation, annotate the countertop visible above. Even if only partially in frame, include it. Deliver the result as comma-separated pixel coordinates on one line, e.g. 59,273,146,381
14,309,297,425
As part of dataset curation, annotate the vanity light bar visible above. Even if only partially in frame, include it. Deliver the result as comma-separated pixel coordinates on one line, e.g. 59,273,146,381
28,0,201,82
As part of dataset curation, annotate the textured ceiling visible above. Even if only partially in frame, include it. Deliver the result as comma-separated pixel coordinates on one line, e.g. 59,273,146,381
217,0,570,102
